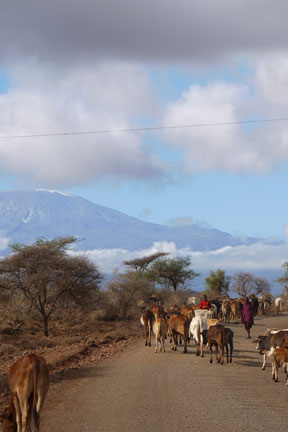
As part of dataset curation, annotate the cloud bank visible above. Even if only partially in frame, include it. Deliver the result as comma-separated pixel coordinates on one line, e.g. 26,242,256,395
71,239,288,276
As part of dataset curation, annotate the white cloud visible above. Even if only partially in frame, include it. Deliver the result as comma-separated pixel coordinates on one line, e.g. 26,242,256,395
255,53,288,103
71,239,288,275
161,75,288,174
0,61,165,187
0,236,9,251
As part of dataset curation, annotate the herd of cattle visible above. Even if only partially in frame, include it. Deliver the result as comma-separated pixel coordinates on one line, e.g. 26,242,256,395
0,295,286,431
140,296,288,384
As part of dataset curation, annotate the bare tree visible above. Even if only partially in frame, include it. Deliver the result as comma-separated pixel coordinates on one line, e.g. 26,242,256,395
0,237,103,336
230,272,255,297
108,270,153,319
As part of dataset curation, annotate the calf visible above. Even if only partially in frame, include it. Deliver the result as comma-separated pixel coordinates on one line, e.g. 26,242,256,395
270,341,288,384
153,318,167,353
0,354,49,432
203,324,226,365
253,329,288,370
140,309,155,347
168,314,189,353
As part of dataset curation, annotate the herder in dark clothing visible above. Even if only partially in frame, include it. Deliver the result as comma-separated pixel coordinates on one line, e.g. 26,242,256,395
251,296,259,317
241,297,254,339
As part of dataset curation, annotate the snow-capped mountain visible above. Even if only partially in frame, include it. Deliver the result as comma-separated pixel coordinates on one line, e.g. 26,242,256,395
0,189,264,253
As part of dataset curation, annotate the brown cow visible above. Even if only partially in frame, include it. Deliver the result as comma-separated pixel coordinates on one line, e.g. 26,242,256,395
202,324,226,364
140,309,155,347
230,301,240,321
152,305,165,319
180,307,195,323
270,340,288,384
0,354,49,432
168,314,189,353
153,318,167,353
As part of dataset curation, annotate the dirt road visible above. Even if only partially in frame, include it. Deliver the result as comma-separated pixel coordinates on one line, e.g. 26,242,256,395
42,314,288,432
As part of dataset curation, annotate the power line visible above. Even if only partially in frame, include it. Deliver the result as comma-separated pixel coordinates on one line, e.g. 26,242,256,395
0,116,288,139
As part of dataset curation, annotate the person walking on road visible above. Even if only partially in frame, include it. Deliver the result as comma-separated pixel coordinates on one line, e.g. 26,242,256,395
241,297,254,339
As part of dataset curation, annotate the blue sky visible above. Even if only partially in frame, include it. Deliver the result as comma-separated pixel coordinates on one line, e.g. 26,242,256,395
0,1,288,277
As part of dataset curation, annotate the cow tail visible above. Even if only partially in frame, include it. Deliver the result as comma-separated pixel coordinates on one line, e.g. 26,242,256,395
33,356,40,429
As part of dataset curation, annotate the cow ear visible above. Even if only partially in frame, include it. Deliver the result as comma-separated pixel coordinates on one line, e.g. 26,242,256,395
251,338,258,343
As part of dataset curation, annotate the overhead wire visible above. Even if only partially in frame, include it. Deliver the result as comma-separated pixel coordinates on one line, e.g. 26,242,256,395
0,116,287,139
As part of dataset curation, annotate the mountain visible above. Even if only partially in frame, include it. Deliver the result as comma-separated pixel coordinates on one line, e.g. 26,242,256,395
0,189,264,253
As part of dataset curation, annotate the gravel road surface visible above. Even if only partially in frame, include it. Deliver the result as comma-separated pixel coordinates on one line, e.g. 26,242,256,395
42,314,288,432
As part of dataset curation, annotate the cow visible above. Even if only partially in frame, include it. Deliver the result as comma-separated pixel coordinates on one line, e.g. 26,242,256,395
140,309,154,346
206,318,220,328
230,301,240,321
253,329,288,371
187,296,197,306
153,318,167,353
275,297,283,315
270,340,288,384
168,314,189,353
224,327,234,363
202,324,226,365
0,354,49,432
221,301,231,323
180,307,195,322
194,309,212,319
263,299,271,315
152,305,165,319
189,316,208,356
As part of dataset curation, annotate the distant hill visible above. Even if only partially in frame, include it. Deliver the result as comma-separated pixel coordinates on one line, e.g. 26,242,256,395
0,189,265,253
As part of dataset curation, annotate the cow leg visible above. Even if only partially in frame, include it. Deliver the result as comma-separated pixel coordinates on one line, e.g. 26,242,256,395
183,334,188,353
155,335,159,353
148,324,152,347
230,342,233,363
209,344,213,363
220,345,224,365
262,354,266,370
172,332,177,351
13,394,22,432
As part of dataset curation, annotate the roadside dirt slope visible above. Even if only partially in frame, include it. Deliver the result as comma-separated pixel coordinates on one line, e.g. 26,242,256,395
41,314,288,432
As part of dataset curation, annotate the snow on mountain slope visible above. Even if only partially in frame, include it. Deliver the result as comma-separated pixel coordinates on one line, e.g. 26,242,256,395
0,190,264,253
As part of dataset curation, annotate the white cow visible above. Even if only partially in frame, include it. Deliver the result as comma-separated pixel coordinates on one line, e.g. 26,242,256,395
275,297,283,315
189,316,208,357
194,309,213,319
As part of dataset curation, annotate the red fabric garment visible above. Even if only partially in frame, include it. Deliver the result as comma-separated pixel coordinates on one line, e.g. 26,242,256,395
200,300,211,310
241,301,254,329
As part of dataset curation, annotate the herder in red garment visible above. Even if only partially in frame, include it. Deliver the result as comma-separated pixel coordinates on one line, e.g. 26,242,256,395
200,295,211,310
241,297,254,339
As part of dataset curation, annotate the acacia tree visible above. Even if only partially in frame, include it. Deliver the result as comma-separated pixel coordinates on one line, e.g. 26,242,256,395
205,269,230,298
0,237,103,336
146,256,199,292
123,252,169,275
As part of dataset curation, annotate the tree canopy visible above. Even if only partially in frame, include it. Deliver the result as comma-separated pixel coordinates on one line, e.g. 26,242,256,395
0,237,103,335
146,255,199,291
205,269,230,298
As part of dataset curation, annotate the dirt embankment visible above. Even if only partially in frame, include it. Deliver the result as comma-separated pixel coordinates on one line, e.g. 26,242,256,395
0,320,141,413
